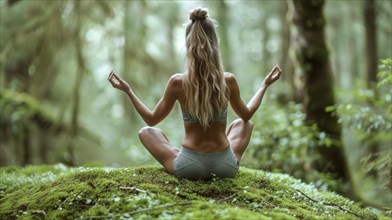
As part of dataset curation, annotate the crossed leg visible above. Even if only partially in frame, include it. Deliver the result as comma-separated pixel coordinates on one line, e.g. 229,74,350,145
138,119,253,174
138,127,180,174
226,119,254,163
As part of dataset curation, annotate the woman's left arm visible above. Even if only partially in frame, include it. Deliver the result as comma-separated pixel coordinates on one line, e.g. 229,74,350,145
109,72,179,126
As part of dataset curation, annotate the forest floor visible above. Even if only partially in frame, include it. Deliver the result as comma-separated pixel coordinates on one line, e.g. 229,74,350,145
0,165,389,219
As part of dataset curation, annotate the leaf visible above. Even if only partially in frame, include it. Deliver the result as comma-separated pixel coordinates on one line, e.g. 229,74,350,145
325,105,336,112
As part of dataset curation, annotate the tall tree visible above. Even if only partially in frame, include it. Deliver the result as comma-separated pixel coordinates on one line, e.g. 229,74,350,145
67,0,87,166
217,0,232,72
349,3,361,82
289,0,351,186
364,0,378,87
164,3,180,74
122,0,146,126
260,4,272,77
364,0,379,175
279,0,294,100
1,1,43,165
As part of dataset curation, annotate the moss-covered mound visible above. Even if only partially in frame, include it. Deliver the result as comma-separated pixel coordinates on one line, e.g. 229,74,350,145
0,165,388,219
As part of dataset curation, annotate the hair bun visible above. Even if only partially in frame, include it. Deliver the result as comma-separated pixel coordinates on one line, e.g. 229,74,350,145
189,7,208,22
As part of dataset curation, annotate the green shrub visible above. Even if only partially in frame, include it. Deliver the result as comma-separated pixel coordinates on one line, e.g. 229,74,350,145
245,101,338,191
327,58,392,192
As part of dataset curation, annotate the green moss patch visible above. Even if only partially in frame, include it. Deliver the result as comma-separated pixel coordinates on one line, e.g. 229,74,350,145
0,165,388,219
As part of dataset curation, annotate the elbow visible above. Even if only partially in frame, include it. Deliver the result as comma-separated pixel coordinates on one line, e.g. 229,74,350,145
144,118,159,126
243,117,251,123
241,109,257,122
142,113,158,126
241,115,252,122
145,120,157,127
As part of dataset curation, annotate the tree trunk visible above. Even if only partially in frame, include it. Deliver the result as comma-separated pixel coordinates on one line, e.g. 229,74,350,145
165,3,180,74
364,0,379,175
261,13,271,76
0,141,5,165
67,0,86,166
350,5,361,82
279,0,295,101
122,0,144,125
289,0,350,185
364,0,378,87
217,0,232,72
22,127,31,165
39,129,49,163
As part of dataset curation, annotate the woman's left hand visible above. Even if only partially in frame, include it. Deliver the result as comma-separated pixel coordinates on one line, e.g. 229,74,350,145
108,71,131,92
262,65,282,87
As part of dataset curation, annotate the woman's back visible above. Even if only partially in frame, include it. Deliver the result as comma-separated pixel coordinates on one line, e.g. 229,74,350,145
174,73,229,153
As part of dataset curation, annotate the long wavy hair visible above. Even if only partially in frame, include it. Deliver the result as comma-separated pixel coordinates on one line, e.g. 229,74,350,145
183,7,228,128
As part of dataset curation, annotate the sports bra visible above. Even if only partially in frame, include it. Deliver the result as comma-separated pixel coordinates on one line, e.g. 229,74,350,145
182,109,227,123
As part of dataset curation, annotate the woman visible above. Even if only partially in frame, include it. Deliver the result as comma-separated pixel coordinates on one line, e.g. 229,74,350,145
108,7,281,180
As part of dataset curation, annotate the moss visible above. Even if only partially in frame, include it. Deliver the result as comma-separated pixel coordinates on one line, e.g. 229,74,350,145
0,165,387,220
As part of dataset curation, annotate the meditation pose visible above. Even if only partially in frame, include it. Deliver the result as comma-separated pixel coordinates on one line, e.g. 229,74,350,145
108,7,281,180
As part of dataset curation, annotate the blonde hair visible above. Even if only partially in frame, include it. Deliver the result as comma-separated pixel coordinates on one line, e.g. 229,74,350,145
183,7,228,128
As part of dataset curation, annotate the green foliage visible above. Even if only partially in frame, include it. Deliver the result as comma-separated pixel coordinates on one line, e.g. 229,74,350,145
0,89,57,141
377,58,392,87
0,165,386,219
245,102,339,191
327,58,392,192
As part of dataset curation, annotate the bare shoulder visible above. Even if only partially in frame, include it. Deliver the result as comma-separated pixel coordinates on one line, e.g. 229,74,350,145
224,72,237,86
170,73,183,81
167,73,184,93
168,73,184,86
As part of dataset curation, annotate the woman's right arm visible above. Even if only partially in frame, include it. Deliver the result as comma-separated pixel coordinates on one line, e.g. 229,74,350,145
227,65,281,122
108,71,179,126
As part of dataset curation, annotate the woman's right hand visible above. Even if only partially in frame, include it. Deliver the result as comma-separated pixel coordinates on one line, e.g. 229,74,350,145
108,71,131,92
262,65,282,87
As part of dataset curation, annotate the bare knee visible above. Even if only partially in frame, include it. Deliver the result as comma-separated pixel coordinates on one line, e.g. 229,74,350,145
232,119,254,130
138,126,156,140
247,120,254,130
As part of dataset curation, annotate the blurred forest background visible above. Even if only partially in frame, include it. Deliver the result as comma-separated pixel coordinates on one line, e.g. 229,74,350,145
0,0,391,209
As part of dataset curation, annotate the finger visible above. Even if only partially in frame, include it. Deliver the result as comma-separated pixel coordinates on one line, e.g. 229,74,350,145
109,76,120,85
276,66,282,74
268,67,277,75
113,73,121,81
270,66,279,75
108,76,116,84
273,72,282,80
114,74,127,85
273,66,280,74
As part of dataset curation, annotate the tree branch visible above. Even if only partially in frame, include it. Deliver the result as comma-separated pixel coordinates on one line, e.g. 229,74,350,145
293,188,365,219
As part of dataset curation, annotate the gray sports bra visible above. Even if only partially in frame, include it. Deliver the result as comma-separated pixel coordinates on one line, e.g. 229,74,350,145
182,109,227,123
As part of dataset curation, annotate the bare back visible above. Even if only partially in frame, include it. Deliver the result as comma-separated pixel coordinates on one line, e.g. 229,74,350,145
175,73,238,153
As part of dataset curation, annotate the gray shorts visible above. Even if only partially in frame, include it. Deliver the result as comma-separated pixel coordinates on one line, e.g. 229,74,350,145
173,146,239,180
